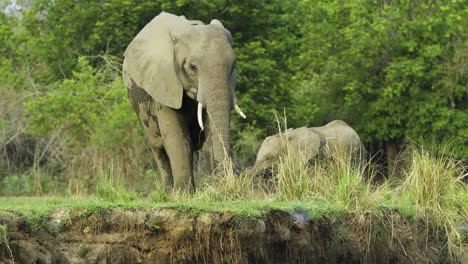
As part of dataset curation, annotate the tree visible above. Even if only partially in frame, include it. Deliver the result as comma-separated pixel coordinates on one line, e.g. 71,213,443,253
293,0,468,163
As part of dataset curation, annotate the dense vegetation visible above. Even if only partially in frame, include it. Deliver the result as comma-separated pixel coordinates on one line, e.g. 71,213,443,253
0,0,466,234
2,0,466,193
0,1,467,261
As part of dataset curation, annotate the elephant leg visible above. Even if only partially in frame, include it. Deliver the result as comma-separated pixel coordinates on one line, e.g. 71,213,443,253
150,146,173,191
156,103,195,193
138,108,174,191
126,83,174,190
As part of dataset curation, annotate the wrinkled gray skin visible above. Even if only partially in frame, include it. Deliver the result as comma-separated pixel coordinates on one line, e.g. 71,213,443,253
123,13,239,193
254,120,366,171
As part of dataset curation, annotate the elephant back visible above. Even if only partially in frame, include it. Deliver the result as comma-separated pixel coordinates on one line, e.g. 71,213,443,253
311,120,362,156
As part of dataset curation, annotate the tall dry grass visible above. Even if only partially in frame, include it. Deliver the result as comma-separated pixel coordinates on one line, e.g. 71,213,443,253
273,133,313,201
266,124,386,212
397,144,467,261
195,157,265,202
94,163,139,202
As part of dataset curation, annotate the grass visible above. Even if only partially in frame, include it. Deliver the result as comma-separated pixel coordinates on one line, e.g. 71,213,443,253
0,196,339,220
0,224,15,263
0,138,466,262
196,158,264,202
395,144,467,261
400,144,466,209
275,140,313,201
94,174,138,202
262,125,387,213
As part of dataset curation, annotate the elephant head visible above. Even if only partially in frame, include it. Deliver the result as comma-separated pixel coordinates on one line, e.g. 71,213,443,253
254,127,323,174
123,12,245,173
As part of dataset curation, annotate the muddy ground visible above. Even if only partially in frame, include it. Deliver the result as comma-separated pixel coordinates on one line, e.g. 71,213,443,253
0,207,453,264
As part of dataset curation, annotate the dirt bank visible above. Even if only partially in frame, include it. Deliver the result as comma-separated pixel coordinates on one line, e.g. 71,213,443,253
0,207,448,263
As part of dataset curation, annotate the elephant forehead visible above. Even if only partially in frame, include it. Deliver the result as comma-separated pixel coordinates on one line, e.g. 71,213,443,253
198,29,234,56
259,137,284,157
195,26,229,41
184,26,228,45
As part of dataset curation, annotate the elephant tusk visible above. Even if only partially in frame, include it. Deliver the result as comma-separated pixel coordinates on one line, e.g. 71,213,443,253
235,104,247,119
197,103,204,131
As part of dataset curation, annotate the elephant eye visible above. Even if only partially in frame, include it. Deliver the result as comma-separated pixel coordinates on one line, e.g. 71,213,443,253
189,63,198,72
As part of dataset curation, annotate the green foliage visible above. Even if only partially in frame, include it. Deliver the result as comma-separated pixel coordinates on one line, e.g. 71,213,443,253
293,0,468,158
21,0,161,80
231,124,264,167
0,13,28,91
2,0,468,202
1,168,66,196
24,57,135,144
1,174,32,196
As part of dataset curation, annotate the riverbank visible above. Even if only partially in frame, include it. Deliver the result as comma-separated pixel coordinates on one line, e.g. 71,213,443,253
1,197,465,263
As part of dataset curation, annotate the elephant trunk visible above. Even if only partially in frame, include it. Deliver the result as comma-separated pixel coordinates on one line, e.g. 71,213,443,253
201,79,231,174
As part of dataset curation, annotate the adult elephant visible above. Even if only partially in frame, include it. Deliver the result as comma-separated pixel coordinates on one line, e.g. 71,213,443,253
254,120,366,172
123,12,246,193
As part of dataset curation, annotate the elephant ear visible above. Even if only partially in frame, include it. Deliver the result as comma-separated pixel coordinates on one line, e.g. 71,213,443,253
123,12,190,109
210,19,232,43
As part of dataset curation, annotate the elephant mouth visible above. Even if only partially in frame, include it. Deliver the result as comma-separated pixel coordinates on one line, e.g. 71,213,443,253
196,102,246,131
184,86,198,101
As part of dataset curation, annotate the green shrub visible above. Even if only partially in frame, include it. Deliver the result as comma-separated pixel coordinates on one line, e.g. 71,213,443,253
231,124,264,168
1,168,65,196
1,174,32,196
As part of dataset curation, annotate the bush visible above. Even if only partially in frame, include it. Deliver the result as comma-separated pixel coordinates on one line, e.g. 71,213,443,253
1,174,32,196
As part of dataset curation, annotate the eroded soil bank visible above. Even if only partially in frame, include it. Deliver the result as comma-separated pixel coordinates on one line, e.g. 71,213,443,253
0,207,451,263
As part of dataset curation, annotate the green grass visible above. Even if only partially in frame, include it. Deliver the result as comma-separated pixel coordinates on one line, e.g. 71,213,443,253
0,196,341,218
94,174,139,202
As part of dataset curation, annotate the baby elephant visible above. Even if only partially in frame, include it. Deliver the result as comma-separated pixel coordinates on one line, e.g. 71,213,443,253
254,120,366,171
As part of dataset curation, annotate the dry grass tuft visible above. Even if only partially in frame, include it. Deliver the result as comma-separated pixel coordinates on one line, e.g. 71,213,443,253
270,127,386,212
398,144,467,261
194,158,266,202
94,164,138,202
